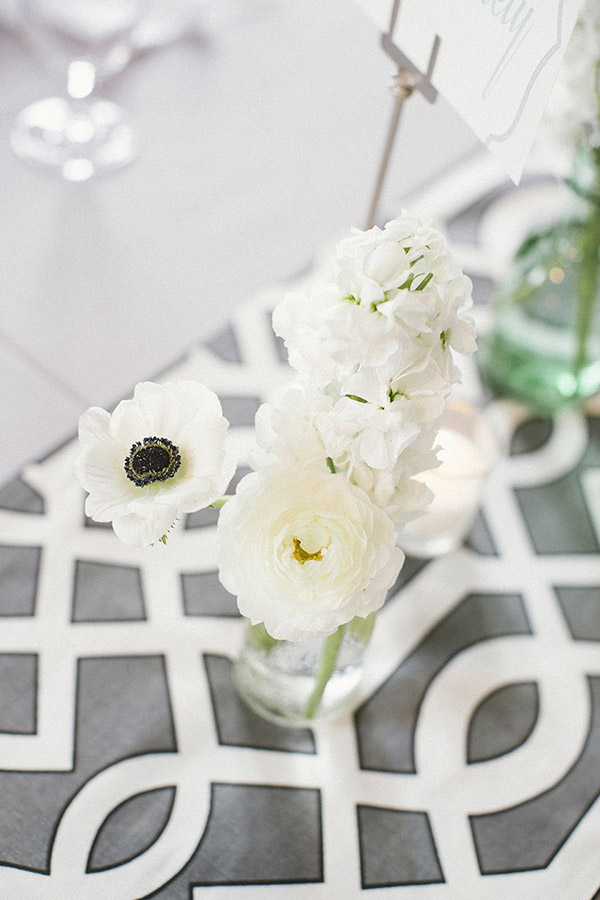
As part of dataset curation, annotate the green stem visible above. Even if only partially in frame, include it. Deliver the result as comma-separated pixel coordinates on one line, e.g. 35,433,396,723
208,496,231,508
574,191,600,377
569,138,600,379
247,621,279,654
304,624,347,719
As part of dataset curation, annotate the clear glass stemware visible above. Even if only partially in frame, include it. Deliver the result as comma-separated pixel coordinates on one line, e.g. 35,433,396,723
11,0,149,181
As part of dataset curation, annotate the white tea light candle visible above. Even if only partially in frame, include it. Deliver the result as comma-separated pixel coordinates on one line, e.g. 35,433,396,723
397,401,501,557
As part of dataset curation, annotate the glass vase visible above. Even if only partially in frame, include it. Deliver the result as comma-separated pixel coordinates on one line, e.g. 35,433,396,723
233,615,376,728
480,136,600,415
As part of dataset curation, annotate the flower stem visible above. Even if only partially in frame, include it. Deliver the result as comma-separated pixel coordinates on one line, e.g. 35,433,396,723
208,496,230,508
568,139,600,380
247,621,279,653
574,188,600,377
305,624,347,719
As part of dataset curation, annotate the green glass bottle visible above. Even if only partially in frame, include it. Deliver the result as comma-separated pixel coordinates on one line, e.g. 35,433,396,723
480,136,600,415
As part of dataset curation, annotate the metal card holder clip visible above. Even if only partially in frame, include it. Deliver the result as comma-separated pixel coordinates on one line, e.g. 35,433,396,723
366,0,441,227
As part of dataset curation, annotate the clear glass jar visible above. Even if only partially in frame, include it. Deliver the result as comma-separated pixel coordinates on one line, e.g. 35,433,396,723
480,136,600,414
233,615,375,728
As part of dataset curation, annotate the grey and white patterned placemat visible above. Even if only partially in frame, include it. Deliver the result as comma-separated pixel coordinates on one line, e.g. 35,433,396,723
0,165,599,898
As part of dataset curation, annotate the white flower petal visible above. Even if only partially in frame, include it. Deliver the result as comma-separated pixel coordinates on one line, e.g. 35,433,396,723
113,507,178,547
84,486,136,523
78,406,113,447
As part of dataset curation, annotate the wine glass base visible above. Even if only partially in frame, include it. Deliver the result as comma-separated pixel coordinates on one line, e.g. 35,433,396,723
10,97,137,181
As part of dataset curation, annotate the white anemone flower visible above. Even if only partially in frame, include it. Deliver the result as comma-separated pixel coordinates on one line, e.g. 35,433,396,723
217,465,404,641
76,380,236,547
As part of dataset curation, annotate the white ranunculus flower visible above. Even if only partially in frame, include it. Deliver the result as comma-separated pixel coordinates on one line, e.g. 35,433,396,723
76,380,236,547
216,465,404,641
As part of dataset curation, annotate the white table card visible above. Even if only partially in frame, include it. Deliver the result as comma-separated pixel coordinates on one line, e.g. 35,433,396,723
354,0,584,182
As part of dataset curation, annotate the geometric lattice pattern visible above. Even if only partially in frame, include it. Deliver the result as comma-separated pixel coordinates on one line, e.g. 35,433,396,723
0,176,599,898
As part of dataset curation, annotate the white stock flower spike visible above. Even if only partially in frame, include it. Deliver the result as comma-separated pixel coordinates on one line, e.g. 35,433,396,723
76,380,236,547
273,214,475,387
264,213,477,530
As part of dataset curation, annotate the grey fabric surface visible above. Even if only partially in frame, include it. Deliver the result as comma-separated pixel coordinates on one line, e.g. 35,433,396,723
0,544,40,615
0,478,44,514
73,560,146,622
355,592,532,774
203,654,316,754
0,386,598,897
0,654,37,734
0,656,176,873
166,783,323,887
357,806,444,887
0,407,592,896
467,681,539,764
470,677,600,874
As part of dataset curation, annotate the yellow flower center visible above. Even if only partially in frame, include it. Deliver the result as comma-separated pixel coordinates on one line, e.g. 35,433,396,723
292,537,325,564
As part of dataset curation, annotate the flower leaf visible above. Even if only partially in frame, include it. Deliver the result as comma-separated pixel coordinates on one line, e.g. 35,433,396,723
397,273,416,290
415,272,434,291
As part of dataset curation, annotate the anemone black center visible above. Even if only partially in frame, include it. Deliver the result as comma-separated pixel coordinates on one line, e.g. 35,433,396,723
124,436,181,487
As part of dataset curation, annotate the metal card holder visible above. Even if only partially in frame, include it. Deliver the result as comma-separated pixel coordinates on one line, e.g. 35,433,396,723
365,0,441,227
